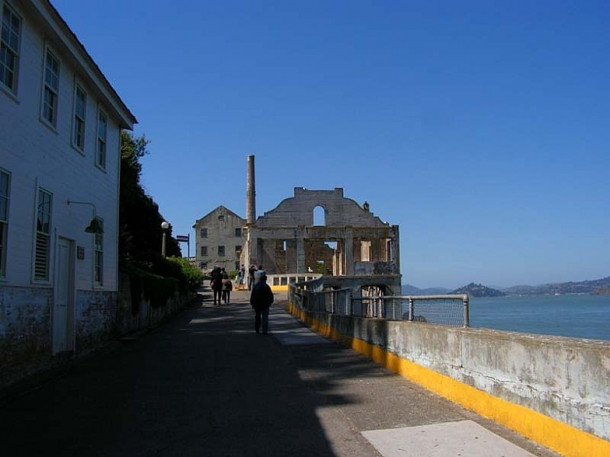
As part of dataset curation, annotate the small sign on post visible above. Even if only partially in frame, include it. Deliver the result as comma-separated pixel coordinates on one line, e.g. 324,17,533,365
176,234,190,258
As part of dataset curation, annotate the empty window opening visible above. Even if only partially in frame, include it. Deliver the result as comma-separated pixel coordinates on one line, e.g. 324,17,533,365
361,240,372,262
313,206,325,226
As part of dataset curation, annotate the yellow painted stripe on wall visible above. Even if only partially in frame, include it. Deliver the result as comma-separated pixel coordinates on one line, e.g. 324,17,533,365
286,302,610,457
270,285,289,293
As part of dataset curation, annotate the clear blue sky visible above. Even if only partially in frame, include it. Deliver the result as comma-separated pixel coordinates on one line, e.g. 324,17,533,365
52,0,609,289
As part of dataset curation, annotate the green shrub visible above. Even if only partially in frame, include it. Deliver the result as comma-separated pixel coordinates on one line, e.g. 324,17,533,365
124,265,174,310
122,257,200,311
227,269,239,280
165,257,204,291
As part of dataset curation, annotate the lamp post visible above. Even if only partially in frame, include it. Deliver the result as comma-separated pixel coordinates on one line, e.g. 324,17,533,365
161,221,169,257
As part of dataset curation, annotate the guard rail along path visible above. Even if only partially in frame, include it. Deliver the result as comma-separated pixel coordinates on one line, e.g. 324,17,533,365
287,277,610,457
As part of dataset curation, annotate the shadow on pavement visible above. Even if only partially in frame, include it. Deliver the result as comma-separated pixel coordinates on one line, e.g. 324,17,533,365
0,293,373,456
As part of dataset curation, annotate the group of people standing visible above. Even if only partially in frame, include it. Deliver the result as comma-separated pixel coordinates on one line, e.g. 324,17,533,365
210,265,274,335
209,267,233,305
236,264,266,291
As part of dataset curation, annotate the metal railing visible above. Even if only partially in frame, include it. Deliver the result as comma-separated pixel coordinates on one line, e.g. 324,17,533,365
290,286,353,315
352,295,469,327
268,273,322,287
289,281,469,327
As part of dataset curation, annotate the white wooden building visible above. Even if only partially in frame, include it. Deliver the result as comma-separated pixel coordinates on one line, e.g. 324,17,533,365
0,0,136,361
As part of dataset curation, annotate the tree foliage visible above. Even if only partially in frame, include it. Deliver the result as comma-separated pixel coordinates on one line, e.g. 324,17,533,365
119,132,181,262
166,257,204,291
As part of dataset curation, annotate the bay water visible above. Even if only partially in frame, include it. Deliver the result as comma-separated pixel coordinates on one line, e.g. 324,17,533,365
468,294,610,341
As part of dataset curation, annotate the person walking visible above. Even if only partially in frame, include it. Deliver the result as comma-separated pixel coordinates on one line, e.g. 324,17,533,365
238,265,245,286
210,267,223,305
250,274,274,335
254,265,266,285
248,264,256,290
222,273,232,304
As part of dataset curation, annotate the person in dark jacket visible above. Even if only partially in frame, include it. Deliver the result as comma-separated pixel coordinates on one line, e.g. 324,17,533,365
247,264,256,290
250,274,274,334
210,267,223,305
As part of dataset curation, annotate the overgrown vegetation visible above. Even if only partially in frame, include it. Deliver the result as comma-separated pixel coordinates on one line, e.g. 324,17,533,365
119,132,203,310
120,132,180,261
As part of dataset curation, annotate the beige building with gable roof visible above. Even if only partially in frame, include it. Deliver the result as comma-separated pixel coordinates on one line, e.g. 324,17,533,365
193,206,246,274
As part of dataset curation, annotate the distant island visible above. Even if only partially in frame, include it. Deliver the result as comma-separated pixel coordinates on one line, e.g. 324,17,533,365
451,283,506,297
403,276,610,297
502,276,610,296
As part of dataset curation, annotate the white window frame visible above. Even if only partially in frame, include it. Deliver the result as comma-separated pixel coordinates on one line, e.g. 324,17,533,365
41,46,60,128
72,82,87,152
96,107,107,169
94,217,103,285
34,188,52,282
0,168,10,278
0,2,21,95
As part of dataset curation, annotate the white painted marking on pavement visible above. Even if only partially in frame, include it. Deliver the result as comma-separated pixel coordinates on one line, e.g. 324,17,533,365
362,420,535,457
270,311,330,345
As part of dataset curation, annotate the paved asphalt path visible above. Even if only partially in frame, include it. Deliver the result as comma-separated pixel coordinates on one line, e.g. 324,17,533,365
0,291,562,457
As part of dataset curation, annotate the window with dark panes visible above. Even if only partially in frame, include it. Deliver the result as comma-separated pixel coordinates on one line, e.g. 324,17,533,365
0,3,21,93
73,84,86,151
0,168,9,277
97,109,107,168
34,189,52,281
94,218,104,284
42,49,60,126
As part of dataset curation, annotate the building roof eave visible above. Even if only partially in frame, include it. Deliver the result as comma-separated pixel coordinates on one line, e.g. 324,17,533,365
33,0,137,129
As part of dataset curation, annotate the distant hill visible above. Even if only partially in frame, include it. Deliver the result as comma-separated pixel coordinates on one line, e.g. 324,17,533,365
403,276,610,297
502,276,610,296
451,283,506,297
401,284,451,296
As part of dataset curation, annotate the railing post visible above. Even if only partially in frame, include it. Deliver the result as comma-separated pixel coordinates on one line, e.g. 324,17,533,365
408,298,414,322
331,290,336,314
463,295,470,327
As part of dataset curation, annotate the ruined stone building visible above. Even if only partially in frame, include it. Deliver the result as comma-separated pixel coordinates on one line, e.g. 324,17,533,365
239,155,401,293
242,186,400,287
192,206,246,273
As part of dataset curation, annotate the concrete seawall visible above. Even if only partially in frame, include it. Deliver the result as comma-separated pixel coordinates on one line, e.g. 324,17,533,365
287,302,610,457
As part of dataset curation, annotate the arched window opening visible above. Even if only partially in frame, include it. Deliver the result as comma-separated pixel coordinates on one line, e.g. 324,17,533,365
313,206,325,226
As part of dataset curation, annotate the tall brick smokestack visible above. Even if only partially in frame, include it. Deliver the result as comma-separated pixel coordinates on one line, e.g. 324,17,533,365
246,155,256,225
